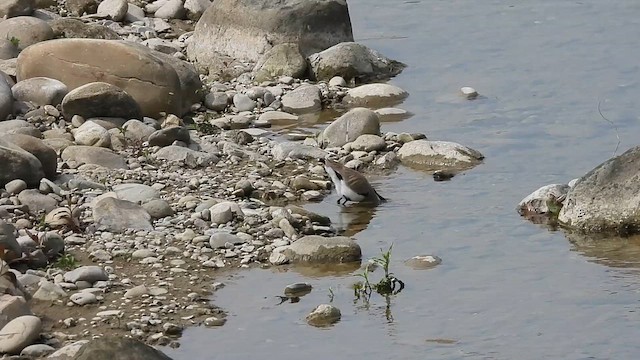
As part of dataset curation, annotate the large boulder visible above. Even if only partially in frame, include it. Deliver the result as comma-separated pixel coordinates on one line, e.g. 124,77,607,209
308,42,405,82
73,336,173,360
61,145,126,169
61,82,141,120
16,39,202,117
558,146,640,234
270,235,361,264
397,140,484,171
0,17,54,50
0,134,57,179
319,108,380,148
0,138,45,187
188,0,353,66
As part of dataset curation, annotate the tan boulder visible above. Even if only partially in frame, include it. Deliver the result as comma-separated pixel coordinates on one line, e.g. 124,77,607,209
16,39,202,117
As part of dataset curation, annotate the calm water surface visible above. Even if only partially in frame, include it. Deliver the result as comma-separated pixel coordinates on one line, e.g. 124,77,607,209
165,1,640,359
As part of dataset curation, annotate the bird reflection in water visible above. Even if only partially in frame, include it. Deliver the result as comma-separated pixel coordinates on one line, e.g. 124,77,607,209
335,202,379,237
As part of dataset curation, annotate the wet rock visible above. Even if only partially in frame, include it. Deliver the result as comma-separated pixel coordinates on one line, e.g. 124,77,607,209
92,197,153,232
20,343,55,357
350,134,386,152
64,266,108,283
188,0,353,65
32,281,67,301
272,142,328,161
148,127,191,147
253,43,307,83
17,189,57,214
11,77,68,106
0,16,53,50
517,184,570,218
405,255,442,270
309,42,405,82
17,39,201,117
284,282,312,298
0,138,45,187
460,86,478,99
0,0,34,18
306,304,341,327
285,205,331,225
113,183,160,204
61,145,127,169
374,107,411,122
61,82,141,120
1,134,57,179
558,145,640,234
73,336,173,360
0,315,41,354
343,83,409,108
66,0,98,16
72,121,111,148
0,295,32,330
281,84,322,114
272,235,361,264
96,0,128,22
398,140,484,171
204,316,226,327
320,107,380,147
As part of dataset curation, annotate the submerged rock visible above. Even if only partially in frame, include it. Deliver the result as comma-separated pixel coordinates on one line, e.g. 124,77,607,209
405,255,442,270
343,83,409,108
306,304,341,327
517,183,570,219
271,235,361,264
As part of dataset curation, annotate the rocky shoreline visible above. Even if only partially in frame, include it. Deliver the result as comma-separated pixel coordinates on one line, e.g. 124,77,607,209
0,0,485,357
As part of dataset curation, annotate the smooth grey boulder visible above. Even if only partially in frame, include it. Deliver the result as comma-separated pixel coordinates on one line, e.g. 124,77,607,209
209,232,245,248
73,336,173,360
281,84,321,114
71,121,111,148
271,235,361,264
113,183,160,204
253,43,307,83
343,83,409,108
0,134,57,179
0,315,41,354
308,42,405,82
121,119,156,143
0,138,45,187
21,343,55,357
154,145,218,166
96,0,128,22
155,0,185,19
188,0,353,65
61,145,127,169
319,108,380,148
232,93,256,112
61,82,141,120
397,140,484,171
0,72,12,121
558,146,640,234
350,134,386,152
64,266,108,283
11,77,68,106
142,199,174,219
93,197,153,232
17,189,57,214
0,17,53,50
0,0,35,18
271,142,328,161
148,126,191,147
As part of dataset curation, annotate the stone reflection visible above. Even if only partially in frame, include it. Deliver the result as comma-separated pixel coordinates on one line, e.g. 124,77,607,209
565,232,640,268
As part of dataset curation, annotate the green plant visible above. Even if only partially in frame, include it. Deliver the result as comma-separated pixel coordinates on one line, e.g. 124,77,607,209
53,253,78,270
8,36,19,48
353,244,404,301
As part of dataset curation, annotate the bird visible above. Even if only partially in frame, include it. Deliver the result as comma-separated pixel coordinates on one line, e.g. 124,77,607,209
321,158,386,205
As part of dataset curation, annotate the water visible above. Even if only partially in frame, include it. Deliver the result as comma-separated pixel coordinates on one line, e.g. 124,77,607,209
164,1,640,359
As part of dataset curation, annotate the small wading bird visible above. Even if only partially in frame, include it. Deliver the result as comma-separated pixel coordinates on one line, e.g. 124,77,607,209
321,158,387,205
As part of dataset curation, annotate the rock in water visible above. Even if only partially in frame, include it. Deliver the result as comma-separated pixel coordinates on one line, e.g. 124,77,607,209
271,235,361,264
188,0,353,65
559,145,640,234
306,304,341,327
320,108,380,148
397,140,484,171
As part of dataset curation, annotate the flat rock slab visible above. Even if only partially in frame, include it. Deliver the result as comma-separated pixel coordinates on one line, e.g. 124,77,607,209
273,235,361,264
343,83,409,108
397,140,484,171
92,197,153,232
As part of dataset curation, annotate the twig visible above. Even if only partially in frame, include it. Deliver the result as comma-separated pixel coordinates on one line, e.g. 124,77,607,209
597,99,621,156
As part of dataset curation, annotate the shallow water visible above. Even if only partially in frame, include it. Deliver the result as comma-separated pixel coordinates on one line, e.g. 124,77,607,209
164,1,640,359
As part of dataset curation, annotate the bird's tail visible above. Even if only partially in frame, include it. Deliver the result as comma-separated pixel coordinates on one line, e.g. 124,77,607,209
374,189,387,203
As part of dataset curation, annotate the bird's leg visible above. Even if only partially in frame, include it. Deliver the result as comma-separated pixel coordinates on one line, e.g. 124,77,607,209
336,196,342,204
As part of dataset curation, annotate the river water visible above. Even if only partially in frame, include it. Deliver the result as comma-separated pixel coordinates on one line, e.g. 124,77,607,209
164,1,640,359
